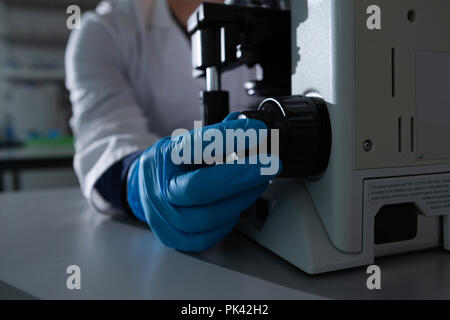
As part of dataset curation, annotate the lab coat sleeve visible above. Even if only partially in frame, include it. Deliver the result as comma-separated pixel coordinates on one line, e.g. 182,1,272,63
65,8,159,212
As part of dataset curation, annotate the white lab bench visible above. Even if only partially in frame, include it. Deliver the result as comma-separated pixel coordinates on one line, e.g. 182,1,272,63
1,188,450,300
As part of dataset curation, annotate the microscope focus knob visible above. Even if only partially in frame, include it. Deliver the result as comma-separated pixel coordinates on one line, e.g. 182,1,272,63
239,95,332,178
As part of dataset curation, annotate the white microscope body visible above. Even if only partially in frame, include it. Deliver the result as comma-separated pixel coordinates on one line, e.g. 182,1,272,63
239,0,450,274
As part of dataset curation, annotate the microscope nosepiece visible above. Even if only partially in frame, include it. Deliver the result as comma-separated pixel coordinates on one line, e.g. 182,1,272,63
240,96,332,178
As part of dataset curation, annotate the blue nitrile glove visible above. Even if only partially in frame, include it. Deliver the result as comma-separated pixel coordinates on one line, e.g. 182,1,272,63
126,113,282,252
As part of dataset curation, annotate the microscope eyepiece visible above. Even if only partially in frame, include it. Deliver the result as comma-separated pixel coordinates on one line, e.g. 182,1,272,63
239,96,332,178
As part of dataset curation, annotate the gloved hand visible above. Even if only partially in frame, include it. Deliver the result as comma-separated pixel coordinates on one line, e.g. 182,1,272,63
126,113,282,252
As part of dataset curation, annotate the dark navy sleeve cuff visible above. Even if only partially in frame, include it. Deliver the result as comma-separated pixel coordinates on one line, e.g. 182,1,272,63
94,151,143,214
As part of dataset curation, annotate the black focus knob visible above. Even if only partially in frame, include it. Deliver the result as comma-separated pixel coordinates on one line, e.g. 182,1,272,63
239,95,332,178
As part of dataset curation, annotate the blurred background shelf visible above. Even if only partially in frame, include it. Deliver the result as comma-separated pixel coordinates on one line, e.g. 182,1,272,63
0,145,75,192
0,0,99,10
2,67,65,81
0,145,74,162
1,36,68,46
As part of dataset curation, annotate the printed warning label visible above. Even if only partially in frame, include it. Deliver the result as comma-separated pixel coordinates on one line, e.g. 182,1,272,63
368,173,450,216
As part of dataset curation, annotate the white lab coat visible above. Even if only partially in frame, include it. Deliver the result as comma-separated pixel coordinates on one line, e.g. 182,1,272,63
65,0,259,211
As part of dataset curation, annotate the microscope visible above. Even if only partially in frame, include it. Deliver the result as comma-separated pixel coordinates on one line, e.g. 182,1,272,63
188,0,450,274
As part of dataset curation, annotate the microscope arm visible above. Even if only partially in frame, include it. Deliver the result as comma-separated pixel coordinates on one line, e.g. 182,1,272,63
188,2,291,125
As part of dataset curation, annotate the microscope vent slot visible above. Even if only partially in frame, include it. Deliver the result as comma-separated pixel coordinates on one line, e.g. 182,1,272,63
375,203,418,245
398,117,403,153
391,48,396,98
